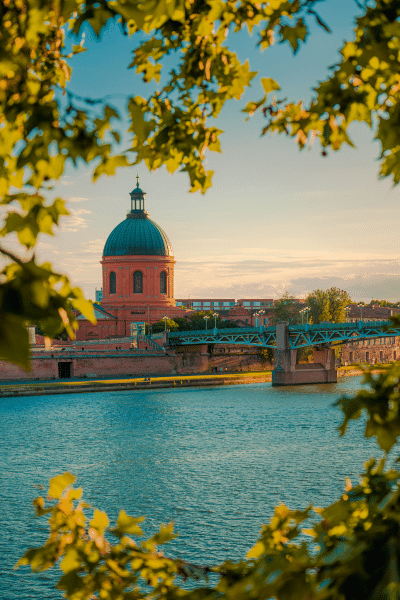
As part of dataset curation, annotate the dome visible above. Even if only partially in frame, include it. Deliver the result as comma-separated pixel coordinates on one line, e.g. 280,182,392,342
103,215,173,257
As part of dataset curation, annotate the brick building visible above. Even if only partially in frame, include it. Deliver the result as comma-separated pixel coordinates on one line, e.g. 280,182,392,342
341,304,400,364
75,179,190,340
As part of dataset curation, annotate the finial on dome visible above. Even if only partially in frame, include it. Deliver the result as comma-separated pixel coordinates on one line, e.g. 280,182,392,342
136,174,139,188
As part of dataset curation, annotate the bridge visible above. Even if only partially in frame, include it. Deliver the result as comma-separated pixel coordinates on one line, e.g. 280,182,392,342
165,320,400,386
167,320,400,349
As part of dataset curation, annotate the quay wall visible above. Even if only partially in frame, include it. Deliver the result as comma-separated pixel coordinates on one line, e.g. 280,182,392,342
0,353,180,381
0,346,268,381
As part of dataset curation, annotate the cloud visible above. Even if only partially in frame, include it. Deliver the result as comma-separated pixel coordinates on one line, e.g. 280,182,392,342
174,251,400,301
66,196,90,203
82,238,105,254
61,208,92,232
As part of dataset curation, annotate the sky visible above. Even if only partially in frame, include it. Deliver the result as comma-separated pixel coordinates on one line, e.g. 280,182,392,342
34,0,400,303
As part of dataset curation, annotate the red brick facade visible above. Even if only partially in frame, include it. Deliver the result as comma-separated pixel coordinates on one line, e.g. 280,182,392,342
101,254,176,309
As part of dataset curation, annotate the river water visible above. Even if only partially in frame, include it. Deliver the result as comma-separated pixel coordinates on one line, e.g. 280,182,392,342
0,377,381,599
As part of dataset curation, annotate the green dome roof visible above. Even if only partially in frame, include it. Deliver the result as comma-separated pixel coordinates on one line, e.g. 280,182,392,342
103,215,173,257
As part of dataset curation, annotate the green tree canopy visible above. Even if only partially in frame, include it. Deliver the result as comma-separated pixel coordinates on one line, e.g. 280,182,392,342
150,317,179,333
306,287,352,324
151,311,240,332
270,292,302,325
370,299,400,308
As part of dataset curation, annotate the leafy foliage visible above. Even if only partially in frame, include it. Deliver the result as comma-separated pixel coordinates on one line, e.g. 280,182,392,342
306,287,352,324
270,292,302,325
260,0,400,184
151,312,240,333
19,358,400,600
150,317,179,333
371,299,400,308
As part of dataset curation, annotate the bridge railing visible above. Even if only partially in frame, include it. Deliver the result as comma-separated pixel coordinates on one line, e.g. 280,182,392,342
288,320,390,331
168,327,270,338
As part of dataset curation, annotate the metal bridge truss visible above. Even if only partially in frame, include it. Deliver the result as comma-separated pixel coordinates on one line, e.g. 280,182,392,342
167,321,400,350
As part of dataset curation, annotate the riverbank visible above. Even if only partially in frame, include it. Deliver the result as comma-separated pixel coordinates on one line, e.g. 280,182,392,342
0,371,273,398
0,365,384,398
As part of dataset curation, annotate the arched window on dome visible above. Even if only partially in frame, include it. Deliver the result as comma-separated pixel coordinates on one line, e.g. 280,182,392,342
133,271,143,294
109,271,116,294
160,271,167,294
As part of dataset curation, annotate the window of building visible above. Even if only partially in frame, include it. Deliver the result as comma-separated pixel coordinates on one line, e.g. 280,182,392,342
193,302,201,307
176,301,182,307
109,271,116,294
243,302,251,307
160,271,167,294
213,302,220,307
133,271,143,293
203,302,211,307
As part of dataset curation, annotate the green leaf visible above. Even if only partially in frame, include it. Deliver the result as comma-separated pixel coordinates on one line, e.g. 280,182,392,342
60,548,81,574
261,78,280,95
113,510,144,537
0,314,30,370
72,45,87,54
48,473,76,500
90,509,109,534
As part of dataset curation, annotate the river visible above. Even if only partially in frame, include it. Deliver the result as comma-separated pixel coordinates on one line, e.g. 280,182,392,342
0,377,380,599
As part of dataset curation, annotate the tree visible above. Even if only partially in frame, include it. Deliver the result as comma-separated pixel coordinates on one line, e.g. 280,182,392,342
18,337,400,599
186,311,239,330
2,0,400,368
270,292,302,325
151,312,240,332
306,287,352,324
150,318,179,333
371,299,400,308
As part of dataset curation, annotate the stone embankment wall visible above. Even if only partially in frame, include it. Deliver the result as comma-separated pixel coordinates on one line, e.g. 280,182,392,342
341,339,399,365
0,345,270,381
0,353,178,380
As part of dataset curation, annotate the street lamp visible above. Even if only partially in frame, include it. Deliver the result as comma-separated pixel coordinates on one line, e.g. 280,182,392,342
345,306,351,322
204,315,210,330
256,309,265,328
357,303,363,322
212,312,218,329
300,308,305,324
163,315,168,331
304,307,310,324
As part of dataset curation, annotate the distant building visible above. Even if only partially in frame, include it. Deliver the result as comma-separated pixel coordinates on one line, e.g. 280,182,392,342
341,304,400,364
175,298,276,311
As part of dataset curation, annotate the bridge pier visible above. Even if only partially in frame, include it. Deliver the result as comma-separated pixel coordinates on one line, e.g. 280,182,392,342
272,323,337,386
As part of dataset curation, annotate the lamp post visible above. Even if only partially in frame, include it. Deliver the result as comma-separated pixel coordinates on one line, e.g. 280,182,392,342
163,315,168,331
256,309,265,328
358,303,363,322
204,315,210,330
304,307,310,324
345,306,351,322
213,312,218,329
300,308,305,324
